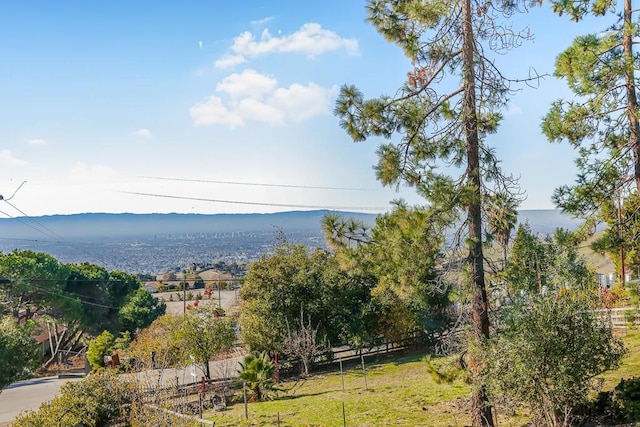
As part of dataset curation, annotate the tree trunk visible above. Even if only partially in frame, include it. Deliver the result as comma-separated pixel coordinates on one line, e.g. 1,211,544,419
623,0,640,198
204,361,211,381
462,0,494,425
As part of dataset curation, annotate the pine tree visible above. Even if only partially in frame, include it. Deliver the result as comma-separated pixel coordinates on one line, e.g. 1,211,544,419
542,0,640,214
335,1,538,425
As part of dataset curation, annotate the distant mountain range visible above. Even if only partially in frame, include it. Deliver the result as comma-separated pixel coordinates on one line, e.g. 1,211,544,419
0,210,376,241
0,209,580,241
0,210,584,274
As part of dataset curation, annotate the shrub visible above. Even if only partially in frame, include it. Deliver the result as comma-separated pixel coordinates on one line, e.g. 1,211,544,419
12,370,133,426
614,377,640,422
87,331,115,370
483,293,627,426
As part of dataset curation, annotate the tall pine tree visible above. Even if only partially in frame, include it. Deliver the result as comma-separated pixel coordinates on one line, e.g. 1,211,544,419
335,1,537,425
542,0,640,212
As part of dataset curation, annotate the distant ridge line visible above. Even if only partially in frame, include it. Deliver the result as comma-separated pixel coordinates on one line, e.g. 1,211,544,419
0,209,580,241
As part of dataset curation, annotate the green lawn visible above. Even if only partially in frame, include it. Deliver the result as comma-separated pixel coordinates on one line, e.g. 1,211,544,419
204,352,523,427
601,328,640,389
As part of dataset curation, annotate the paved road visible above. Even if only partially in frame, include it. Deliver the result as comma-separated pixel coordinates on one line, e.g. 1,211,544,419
0,375,83,425
0,354,244,426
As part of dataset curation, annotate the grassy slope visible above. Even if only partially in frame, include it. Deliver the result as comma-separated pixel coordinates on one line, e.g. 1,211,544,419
579,231,616,276
206,331,640,427
206,353,514,427
601,329,640,389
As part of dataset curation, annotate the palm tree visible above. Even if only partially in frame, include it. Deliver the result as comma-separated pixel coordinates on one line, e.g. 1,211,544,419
237,351,277,401
487,192,519,270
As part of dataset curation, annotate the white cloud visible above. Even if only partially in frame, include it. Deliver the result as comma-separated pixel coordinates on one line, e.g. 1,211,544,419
132,129,153,139
214,54,247,70
251,16,274,26
271,83,338,122
198,40,203,50
235,97,286,124
189,95,244,128
216,69,276,99
0,150,29,167
228,22,358,59
189,70,337,128
27,138,47,146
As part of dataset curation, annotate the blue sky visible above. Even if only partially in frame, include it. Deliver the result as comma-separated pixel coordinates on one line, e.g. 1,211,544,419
0,1,605,217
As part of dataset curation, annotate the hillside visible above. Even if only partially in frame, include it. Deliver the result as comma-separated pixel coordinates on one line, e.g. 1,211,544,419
0,209,584,274
0,209,580,241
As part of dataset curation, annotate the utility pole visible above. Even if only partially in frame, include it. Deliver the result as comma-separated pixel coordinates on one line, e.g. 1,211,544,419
618,192,627,287
183,269,187,315
217,272,221,309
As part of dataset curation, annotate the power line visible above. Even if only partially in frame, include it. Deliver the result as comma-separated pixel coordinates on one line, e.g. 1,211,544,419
0,236,64,244
4,200,69,242
2,280,122,310
118,190,390,211
0,208,60,240
138,176,383,191
0,180,27,201
0,201,114,269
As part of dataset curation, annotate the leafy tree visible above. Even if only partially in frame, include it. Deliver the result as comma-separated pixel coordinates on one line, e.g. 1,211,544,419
179,305,236,380
45,264,139,369
106,270,141,309
542,0,640,216
504,223,550,297
0,251,161,373
87,330,115,370
549,227,597,292
0,250,85,370
335,1,536,423
238,351,278,401
127,314,185,370
484,293,626,426
323,202,451,343
505,225,595,298
0,317,40,392
0,249,70,320
241,244,377,353
118,288,166,334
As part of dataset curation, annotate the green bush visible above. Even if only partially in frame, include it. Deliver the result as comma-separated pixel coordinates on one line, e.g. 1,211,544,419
12,370,133,427
87,331,115,370
483,293,627,426
614,377,640,422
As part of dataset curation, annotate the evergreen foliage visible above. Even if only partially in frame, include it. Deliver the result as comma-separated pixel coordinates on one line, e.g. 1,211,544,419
484,293,626,426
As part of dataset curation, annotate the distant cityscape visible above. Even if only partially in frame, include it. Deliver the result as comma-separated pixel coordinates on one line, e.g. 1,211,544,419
0,209,581,275
0,229,326,275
